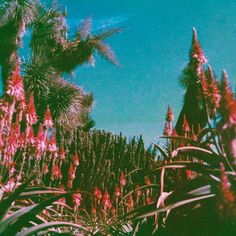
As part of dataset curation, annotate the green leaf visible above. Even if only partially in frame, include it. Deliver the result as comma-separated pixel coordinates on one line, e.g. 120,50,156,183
16,221,89,236
137,194,215,219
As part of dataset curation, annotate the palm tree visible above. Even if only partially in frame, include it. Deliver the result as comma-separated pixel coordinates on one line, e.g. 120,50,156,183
0,0,39,91
25,5,120,135
0,1,120,136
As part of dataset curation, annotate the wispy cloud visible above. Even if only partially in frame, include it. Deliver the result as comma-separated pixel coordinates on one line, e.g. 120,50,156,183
67,15,129,34
93,15,129,30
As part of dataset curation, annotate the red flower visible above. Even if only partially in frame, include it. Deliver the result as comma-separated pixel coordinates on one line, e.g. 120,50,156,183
72,191,82,210
27,126,35,146
68,164,76,180
91,207,96,215
145,176,151,185
51,162,62,180
94,187,102,201
103,191,112,211
6,59,25,101
189,130,196,142
48,133,57,153
220,164,235,204
114,185,121,197
191,28,207,75
111,207,116,216
18,133,25,148
6,131,17,156
26,93,37,125
146,197,151,205
166,105,174,123
172,128,177,136
43,163,49,175
220,71,236,126
68,179,73,189
186,169,193,180
60,146,65,160
163,122,171,136
43,106,53,128
36,125,46,152
206,65,221,116
73,153,79,166
120,172,126,187
128,194,134,208
182,115,190,134
135,184,142,198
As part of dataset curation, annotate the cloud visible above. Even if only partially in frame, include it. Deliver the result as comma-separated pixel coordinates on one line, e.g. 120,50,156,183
67,15,129,34
93,15,129,30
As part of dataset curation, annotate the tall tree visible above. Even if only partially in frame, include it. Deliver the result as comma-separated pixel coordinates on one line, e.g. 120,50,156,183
176,28,208,135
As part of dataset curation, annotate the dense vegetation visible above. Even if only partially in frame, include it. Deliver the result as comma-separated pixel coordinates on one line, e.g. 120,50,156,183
0,1,235,235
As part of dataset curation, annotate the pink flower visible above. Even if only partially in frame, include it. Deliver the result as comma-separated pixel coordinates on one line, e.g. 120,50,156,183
26,93,37,125
43,106,53,128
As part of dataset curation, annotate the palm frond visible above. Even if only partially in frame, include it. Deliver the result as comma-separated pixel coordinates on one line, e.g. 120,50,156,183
48,79,93,133
77,16,92,39
93,40,119,65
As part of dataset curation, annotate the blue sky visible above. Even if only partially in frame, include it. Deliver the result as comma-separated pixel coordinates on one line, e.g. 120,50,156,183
43,0,236,145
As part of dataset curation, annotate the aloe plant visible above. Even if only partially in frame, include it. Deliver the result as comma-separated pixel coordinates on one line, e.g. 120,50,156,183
125,29,236,236
0,177,88,235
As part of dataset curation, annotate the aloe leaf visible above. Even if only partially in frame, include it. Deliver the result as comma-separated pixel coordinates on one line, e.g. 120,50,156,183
137,194,215,219
16,221,88,236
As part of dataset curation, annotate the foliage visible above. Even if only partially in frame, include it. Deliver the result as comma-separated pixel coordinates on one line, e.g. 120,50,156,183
0,0,120,136
129,29,236,236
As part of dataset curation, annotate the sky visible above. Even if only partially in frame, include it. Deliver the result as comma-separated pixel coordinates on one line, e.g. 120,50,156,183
40,0,236,145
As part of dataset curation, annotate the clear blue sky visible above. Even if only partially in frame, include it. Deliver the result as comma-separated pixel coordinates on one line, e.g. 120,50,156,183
43,0,236,145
